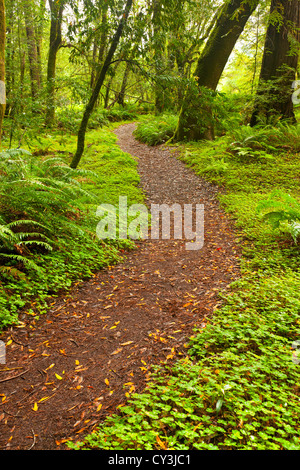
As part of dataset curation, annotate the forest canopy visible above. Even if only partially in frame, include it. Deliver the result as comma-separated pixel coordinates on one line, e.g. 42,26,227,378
0,0,299,156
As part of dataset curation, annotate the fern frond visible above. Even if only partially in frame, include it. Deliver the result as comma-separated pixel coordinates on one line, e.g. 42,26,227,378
19,240,53,251
0,253,42,272
0,265,27,280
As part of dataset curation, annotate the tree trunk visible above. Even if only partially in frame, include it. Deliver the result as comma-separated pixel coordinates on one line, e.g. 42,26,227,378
23,0,41,100
250,0,300,126
45,0,65,125
117,62,130,106
4,3,13,117
36,0,47,87
174,0,259,141
0,0,5,146
91,5,108,89
152,0,167,114
70,0,133,169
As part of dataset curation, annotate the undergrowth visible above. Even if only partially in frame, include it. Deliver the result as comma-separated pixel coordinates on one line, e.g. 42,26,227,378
69,120,300,450
0,126,144,329
133,113,178,146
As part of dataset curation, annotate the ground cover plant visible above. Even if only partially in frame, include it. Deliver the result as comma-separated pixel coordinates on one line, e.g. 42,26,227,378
0,125,144,329
133,113,178,146
69,120,300,450
1,0,300,452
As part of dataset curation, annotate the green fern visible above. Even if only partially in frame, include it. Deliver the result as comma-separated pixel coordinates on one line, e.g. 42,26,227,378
257,190,300,243
0,148,98,281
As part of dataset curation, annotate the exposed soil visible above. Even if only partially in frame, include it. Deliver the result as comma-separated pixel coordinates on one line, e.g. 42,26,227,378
0,123,240,450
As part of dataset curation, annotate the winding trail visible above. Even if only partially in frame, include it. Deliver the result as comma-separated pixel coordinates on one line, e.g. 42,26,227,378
0,124,240,450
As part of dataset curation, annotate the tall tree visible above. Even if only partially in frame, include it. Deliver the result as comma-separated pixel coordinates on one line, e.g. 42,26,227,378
23,0,41,100
0,0,5,145
174,0,259,141
250,0,300,126
46,0,65,125
70,0,133,169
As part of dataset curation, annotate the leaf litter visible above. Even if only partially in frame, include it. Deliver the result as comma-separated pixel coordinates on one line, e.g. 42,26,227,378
0,123,240,450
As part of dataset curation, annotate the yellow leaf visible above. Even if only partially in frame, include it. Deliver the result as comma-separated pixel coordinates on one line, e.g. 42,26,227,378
111,348,122,355
38,396,49,403
159,337,168,343
55,373,63,380
75,360,80,365
121,341,134,346
97,404,103,412
6,339,12,346
32,402,38,412
105,378,109,386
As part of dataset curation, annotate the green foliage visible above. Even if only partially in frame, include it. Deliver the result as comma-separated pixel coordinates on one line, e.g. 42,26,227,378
257,190,300,243
0,127,144,329
134,113,178,145
55,105,139,134
70,109,300,451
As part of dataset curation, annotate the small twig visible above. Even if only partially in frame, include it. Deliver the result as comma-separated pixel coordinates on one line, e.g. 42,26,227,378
11,336,28,347
3,409,22,418
28,429,36,450
0,369,29,383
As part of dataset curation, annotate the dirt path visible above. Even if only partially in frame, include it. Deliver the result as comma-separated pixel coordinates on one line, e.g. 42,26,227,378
0,124,240,450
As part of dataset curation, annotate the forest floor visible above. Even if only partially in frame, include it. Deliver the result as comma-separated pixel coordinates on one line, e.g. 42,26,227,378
0,123,240,450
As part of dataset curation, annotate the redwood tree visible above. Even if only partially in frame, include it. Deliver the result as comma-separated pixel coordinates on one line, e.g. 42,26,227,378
250,0,300,126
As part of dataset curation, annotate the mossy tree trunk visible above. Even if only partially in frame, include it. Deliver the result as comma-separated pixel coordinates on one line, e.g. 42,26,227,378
23,0,41,100
174,0,259,141
45,0,65,125
250,0,300,126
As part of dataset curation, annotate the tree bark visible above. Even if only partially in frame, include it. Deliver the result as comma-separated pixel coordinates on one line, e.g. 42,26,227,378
117,62,131,106
250,0,300,126
0,0,5,146
70,0,133,169
45,0,65,125
23,0,41,100
174,0,259,141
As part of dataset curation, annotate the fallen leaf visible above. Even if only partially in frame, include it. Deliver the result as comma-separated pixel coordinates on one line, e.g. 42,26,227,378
38,396,50,403
156,435,168,450
111,348,122,355
32,403,38,412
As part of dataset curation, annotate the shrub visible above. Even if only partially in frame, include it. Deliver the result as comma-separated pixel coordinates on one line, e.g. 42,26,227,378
134,114,178,146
